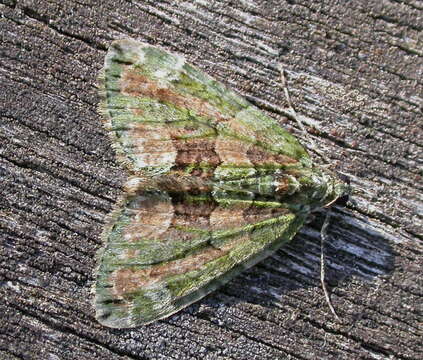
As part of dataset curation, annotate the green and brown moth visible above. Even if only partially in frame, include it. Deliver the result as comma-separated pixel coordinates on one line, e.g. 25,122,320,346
95,39,347,328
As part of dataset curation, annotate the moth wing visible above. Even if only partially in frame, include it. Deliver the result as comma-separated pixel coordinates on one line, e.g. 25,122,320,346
95,191,306,328
99,39,310,178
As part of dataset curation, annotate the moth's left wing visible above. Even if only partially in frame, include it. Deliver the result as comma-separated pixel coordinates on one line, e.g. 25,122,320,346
98,39,310,179
95,190,306,328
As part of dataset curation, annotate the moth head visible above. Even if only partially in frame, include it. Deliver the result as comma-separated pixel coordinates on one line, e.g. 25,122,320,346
324,171,351,208
274,168,350,213
319,170,351,209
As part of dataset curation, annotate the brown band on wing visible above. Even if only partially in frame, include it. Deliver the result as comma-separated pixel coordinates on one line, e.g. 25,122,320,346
215,136,253,167
172,137,221,168
122,193,174,243
119,194,215,261
155,174,214,193
247,144,297,167
120,69,229,123
111,246,227,297
210,201,250,230
159,124,220,177
127,122,177,168
215,117,254,166
243,205,289,224
171,195,216,235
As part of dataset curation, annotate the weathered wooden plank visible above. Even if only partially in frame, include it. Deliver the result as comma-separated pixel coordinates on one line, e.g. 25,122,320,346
1,1,421,359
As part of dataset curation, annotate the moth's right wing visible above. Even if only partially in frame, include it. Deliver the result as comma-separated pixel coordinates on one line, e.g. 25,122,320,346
94,190,306,328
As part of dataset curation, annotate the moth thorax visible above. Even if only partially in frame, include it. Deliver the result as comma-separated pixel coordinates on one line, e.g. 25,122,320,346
274,170,347,210
274,174,301,196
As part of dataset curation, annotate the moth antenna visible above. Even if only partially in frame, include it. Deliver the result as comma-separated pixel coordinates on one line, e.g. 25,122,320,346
320,210,342,322
280,64,345,319
278,65,329,164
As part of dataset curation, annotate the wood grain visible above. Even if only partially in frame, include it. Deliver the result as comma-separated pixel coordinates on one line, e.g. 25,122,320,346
1,0,421,359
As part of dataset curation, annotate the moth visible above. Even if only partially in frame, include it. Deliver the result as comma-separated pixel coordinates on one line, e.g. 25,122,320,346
95,39,347,328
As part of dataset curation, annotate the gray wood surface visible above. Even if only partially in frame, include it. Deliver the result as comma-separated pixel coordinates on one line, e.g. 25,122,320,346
1,1,421,359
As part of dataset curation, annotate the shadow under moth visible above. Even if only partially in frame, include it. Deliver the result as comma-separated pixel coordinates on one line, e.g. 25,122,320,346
95,39,347,328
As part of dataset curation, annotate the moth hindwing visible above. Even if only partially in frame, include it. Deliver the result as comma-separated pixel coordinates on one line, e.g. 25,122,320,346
95,39,346,328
